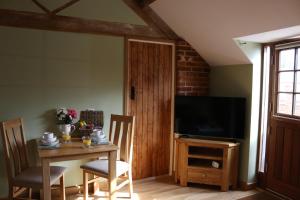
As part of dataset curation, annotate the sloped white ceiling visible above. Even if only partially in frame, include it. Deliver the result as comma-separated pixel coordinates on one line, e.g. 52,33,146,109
151,0,300,66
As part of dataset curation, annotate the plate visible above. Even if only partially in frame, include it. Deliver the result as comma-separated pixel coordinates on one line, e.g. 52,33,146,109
38,143,60,149
39,139,59,146
91,141,109,146
41,136,57,143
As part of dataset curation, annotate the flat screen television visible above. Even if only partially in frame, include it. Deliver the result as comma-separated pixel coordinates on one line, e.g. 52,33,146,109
175,96,246,139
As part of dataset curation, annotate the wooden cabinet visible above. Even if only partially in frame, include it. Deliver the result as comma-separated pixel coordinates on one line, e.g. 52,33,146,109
175,138,239,191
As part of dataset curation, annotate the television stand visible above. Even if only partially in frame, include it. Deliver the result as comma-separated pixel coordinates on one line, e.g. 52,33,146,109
174,138,239,191
178,134,238,143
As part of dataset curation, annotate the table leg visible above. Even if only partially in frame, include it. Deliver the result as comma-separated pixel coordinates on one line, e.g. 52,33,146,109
108,150,117,200
42,158,51,200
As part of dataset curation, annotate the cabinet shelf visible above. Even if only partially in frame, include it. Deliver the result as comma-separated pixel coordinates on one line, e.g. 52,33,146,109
188,165,222,171
188,154,223,161
188,157,222,169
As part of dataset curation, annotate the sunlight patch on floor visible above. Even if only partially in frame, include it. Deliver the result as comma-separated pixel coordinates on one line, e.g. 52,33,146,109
70,191,140,200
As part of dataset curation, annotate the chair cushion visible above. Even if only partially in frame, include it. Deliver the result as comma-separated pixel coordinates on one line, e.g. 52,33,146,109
80,160,129,177
13,166,66,188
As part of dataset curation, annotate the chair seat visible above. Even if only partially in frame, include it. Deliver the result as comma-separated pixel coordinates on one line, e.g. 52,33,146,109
13,166,66,188
80,160,129,177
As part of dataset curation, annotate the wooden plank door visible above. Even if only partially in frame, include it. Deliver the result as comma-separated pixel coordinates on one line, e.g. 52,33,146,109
266,44,300,199
125,39,174,179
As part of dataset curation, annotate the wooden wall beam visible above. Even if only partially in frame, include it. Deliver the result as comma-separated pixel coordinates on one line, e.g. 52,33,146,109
0,9,165,38
123,0,178,40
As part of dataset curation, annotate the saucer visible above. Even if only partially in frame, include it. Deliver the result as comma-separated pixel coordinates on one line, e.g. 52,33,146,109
38,142,60,149
40,138,59,146
91,137,108,145
41,136,57,143
91,140,109,145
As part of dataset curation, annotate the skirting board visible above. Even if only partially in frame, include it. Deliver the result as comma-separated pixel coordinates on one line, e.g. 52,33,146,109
239,181,257,191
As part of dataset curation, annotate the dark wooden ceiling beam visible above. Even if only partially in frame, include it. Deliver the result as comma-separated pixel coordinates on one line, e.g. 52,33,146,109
137,0,158,7
123,0,178,40
32,0,51,14
51,0,80,15
32,0,80,15
0,9,165,38
147,0,157,4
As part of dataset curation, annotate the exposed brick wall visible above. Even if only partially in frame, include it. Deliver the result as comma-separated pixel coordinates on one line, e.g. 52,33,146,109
176,40,210,96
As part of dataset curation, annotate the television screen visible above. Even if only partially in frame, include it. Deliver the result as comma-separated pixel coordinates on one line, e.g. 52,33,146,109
175,96,246,139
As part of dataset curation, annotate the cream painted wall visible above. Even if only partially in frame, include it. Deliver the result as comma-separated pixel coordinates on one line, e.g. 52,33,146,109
210,64,253,183
0,0,145,197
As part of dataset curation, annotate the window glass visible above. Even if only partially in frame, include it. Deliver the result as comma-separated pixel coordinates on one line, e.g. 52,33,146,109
297,48,300,69
296,72,300,93
294,94,300,116
278,72,294,92
277,93,293,115
279,49,295,71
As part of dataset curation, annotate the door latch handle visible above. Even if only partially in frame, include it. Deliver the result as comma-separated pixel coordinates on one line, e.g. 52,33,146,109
130,86,135,100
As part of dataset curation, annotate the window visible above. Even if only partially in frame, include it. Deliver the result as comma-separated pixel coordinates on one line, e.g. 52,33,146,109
276,47,300,117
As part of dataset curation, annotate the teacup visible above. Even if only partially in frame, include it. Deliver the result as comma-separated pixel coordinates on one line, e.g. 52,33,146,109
42,132,54,140
92,128,103,135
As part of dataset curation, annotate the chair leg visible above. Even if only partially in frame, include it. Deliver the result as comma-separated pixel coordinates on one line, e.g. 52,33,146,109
93,175,99,195
60,175,66,200
28,188,32,200
83,171,89,200
8,185,13,200
128,170,133,199
39,189,43,200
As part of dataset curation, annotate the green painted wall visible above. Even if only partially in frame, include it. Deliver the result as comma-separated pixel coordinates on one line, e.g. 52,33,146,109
0,0,144,197
209,64,253,183
236,42,262,184
0,26,124,197
0,0,145,25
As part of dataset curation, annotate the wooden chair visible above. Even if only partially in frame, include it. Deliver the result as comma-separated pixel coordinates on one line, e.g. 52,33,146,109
0,118,66,200
80,114,135,200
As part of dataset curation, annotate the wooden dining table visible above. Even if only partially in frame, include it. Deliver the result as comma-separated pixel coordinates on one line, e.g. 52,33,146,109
38,140,118,200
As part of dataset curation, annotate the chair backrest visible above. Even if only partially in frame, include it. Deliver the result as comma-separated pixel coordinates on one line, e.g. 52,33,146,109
109,114,135,164
0,118,29,182
80,110,103,128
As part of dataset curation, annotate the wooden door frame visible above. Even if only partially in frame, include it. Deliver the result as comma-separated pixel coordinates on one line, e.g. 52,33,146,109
123,37,176,176
261,39,300,199
257,39,300,187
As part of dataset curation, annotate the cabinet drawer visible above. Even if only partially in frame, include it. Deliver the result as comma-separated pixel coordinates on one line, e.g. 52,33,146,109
187,168,222,185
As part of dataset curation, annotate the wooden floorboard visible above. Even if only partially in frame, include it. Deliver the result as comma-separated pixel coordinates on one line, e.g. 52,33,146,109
65,176,260,200
238,191,283,200
3,176,281,200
